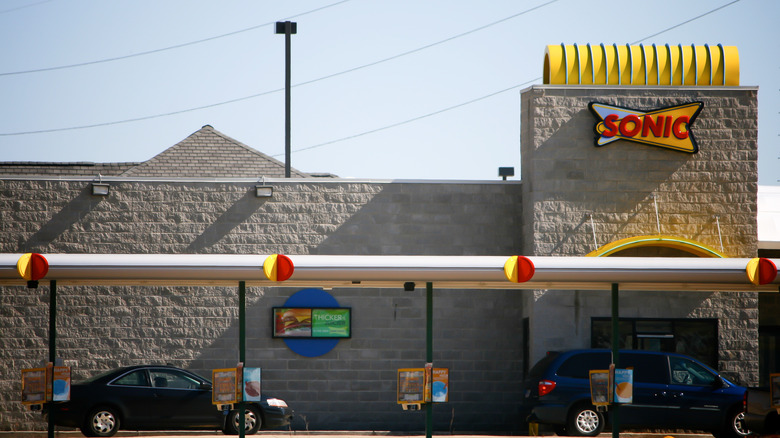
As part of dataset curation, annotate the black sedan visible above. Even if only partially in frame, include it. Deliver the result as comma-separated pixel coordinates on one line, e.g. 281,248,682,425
45,365,292,437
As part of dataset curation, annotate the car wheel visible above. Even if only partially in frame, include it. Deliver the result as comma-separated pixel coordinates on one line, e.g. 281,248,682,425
224,405,262,435
714,409,750,438
81,407,120,437
566,403,604,437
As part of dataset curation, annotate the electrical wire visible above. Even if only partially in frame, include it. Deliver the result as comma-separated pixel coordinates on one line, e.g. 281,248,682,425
0,0,743,142
0,0,352,77
0,0,559,136
0,0,53,15
279,79,540,156
283,0,742,155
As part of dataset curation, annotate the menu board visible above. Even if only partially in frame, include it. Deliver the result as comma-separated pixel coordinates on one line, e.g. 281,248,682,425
21,368,46,404
398,369,425,403
212,368,238,404
273,307,351,338
398,367,449,404
589,369,610,406
21,364,70,404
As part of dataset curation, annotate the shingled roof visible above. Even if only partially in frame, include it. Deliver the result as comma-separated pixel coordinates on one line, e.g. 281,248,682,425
121,125,310,178
0,161,137,177
0,125,325,178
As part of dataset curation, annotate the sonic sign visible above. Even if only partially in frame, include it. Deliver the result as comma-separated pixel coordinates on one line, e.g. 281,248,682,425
589,101,703,153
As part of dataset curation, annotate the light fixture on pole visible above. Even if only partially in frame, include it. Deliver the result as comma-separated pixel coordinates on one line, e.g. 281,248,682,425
91,174,110,196
498,167,515,181
275,21,297,178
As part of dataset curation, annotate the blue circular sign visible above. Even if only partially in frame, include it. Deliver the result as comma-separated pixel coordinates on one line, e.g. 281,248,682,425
282,289,341,357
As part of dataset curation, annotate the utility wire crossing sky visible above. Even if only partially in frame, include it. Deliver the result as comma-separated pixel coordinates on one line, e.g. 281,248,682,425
1,0,778,183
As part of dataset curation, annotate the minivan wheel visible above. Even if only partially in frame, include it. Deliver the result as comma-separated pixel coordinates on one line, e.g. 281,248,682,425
567,403,604,437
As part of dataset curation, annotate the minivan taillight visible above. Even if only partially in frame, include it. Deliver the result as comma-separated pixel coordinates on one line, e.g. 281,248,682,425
538,380,556,397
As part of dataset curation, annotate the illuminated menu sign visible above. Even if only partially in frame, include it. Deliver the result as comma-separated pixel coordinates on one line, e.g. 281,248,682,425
272,307,351,338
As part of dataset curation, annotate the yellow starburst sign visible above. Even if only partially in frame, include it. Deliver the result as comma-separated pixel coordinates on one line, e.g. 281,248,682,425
589,101,704,153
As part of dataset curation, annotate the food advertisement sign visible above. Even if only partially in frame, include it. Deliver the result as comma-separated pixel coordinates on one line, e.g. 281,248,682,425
613,369,633,404
212,368,238,404
273,307,351,338
432,368,449,402
243,367,261,402
397,368,425,403
52,366,71,402
21,368,46,404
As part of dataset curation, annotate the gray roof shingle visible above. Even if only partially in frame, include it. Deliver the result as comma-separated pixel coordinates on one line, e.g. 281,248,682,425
121,125,310,178
0,125,328,178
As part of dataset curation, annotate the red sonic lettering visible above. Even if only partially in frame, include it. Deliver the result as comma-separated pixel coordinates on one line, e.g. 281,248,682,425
588,102,703,153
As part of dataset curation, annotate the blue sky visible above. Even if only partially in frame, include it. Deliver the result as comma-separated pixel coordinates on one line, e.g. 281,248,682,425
1,0,778,184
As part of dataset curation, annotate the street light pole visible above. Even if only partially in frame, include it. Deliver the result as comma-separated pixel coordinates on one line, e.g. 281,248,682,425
275,21,297,178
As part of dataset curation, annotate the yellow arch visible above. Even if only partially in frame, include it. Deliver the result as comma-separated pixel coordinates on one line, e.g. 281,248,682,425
586,235,726,258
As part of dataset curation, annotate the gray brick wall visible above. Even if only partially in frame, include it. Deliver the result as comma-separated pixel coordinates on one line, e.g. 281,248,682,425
0,178,525,432
520,85,759,383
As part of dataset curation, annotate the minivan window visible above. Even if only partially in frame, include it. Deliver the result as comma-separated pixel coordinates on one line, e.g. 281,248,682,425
669,356,717,386
621,353,668,384
529,352,560,378
557,352,610,379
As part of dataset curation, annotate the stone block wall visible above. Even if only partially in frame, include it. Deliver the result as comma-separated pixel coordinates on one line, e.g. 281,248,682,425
0,178,526,432
520,85,759,383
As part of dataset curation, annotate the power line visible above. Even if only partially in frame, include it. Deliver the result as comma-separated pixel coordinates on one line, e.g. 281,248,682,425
0,0,54,15
278,78,540,157
0,0,351,77
0,0,743,140
282,0,744,156
630,0,741,44
0,0,559,136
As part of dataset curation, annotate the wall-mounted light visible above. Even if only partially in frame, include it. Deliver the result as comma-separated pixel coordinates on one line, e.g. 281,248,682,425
403,282,416,292
255,177,273,198
91,174,110,196
498,167,515,181
255,185,273,198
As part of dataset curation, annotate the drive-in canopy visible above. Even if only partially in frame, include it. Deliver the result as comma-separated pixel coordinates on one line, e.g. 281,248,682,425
1,253,777,291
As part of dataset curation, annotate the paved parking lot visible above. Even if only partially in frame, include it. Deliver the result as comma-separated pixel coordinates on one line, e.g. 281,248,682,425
0,432,714,438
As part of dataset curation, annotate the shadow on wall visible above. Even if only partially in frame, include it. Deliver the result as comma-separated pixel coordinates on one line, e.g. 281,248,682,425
187,189,266,252
23,186,105,252
526,107,690,254
531,107,689,209
311,183,523,256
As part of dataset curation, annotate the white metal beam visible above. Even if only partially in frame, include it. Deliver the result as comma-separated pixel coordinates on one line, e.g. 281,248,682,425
1,253,777,292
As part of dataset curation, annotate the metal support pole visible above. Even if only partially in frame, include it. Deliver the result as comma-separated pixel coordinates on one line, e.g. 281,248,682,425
238,281,246,438
426,282,433,438
48,280,56,438
611,283,620,438
275,21,296,178
283,25,291,178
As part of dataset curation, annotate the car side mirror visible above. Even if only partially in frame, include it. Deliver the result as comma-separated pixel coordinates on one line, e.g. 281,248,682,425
711,378,724,389
201,382,213,390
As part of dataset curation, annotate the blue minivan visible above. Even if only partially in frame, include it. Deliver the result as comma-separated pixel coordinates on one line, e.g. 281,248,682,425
521,349,749,438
